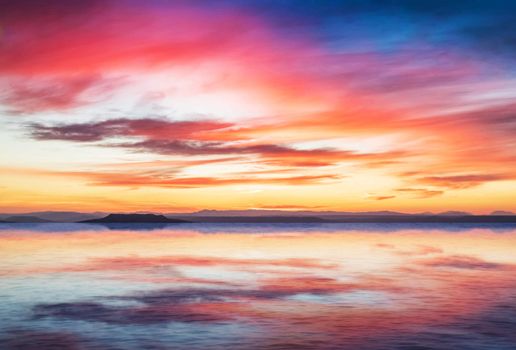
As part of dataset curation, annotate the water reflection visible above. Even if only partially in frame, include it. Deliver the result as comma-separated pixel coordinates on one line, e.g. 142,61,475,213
1,222,516,233
0,224,515,349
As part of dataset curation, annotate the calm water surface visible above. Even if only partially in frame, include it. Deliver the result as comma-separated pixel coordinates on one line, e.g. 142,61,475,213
1,223,515,349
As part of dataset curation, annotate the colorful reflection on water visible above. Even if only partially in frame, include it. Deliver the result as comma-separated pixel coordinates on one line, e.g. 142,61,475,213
1,223,516,349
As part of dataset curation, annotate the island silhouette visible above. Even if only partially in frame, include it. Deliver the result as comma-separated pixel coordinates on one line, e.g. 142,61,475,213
81,214,190,223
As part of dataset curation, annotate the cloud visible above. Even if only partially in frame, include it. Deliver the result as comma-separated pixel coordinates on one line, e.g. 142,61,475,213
82,172,340,188
98,157,244,169
415,174,511,189
0,75,121,114
368,195,396,201
31,119,402,169
0,0,313,81
0,166,341,188
254,204,327,210
375,243,396,249
396,245,444,257
31,118,234,142
116,139,391,167
396,188,444,198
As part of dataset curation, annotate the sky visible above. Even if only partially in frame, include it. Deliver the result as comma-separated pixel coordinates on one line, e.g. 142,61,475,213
0,0,515,213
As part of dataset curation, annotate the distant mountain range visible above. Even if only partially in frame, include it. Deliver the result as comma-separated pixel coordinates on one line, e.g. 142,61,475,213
491,210,515,216
0,211,104,222
0,210,515,223
3,215,52,223
173,209,410,217
172,209,489,218
172,215,516,223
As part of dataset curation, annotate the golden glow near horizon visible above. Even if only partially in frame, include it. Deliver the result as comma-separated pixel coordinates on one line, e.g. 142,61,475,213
1,2,516,213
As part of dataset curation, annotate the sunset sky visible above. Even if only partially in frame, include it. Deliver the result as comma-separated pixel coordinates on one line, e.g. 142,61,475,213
1,0,515,213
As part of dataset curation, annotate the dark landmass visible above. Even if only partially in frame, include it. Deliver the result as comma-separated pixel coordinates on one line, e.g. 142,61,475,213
81,214,190,223
491,210,515,216
171,209,479,218
33,211,105,222
437,211,472,216
172,209,411,217
0,211,105,222
174,216,328,223
4,215,52,223
170,215,516,223
1,210,515,224
324,215,515,223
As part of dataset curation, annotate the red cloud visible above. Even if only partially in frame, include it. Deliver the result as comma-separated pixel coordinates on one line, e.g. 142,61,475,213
0,75,117,114
0,0,310,88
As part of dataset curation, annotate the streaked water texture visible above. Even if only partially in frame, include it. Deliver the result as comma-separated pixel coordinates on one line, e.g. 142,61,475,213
1,223,515,349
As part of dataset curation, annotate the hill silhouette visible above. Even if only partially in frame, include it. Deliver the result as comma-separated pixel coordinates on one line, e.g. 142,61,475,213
82,214,190,223
491,210,514,216
4,216,52,223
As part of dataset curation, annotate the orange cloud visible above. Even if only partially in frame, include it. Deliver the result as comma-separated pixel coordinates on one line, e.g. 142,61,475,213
396,188,444,198
368,195,396,201
415,174,513,189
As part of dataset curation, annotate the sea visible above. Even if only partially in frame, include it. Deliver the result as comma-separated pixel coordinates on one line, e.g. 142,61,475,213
1,223,515,349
